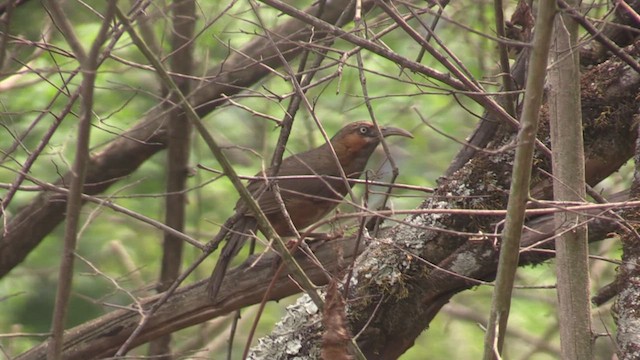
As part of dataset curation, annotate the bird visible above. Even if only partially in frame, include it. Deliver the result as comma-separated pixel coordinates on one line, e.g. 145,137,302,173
208,121,413,300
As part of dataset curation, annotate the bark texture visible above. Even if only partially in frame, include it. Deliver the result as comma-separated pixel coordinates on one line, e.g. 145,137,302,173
613,104,640,360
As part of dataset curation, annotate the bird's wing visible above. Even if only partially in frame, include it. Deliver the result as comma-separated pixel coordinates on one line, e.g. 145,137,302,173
242,153,349,216
256,177,348,215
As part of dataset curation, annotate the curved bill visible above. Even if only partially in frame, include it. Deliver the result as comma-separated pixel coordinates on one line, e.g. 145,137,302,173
380,126,414,139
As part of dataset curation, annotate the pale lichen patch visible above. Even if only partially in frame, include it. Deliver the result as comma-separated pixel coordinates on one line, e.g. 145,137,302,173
448,251,480,276
248,295,322,359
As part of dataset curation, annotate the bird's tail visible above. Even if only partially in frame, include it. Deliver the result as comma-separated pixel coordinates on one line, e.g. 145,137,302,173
208,216,257,301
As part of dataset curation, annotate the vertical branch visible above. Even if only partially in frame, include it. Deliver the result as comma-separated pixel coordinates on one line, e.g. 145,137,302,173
45,1,116,359
493,0,515,116
150,0,196,358
0,0,15,71
128,0,162,56
614,104,640,360
482,2,557,359
549,1,592,359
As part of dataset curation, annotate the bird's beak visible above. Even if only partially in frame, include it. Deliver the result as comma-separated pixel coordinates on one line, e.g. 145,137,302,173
380,126,413,139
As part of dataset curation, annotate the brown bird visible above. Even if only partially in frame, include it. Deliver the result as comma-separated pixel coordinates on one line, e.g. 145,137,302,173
208,121,412,300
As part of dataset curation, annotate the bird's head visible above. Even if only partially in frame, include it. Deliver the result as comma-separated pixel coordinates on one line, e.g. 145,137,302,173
331,121,413,150
329,121,413,170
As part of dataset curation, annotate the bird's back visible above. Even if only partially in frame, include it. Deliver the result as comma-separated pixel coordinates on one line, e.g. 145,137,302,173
242,139,375,235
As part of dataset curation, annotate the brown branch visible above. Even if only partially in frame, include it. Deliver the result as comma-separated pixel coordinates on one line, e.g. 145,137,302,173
45,1,117,358
492,0,516,116
149,0,196,357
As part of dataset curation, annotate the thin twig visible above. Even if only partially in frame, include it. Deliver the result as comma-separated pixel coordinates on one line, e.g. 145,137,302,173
483,1,556,357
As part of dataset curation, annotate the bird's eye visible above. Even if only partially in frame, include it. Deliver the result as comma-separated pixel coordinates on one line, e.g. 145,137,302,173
358,126,368,134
